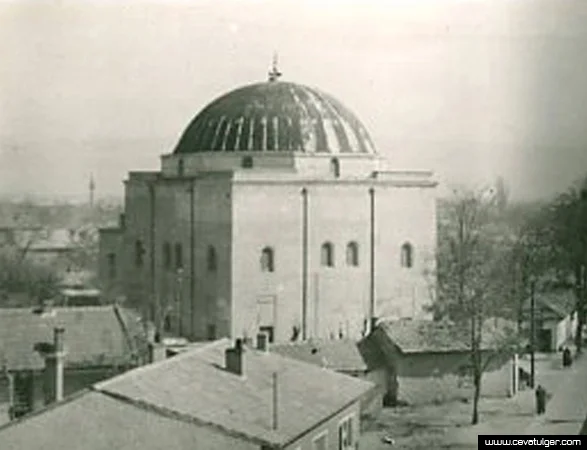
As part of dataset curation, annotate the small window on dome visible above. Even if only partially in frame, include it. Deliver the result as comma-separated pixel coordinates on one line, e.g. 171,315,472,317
178,159,185,177
330,158,340,178
241,156,254,168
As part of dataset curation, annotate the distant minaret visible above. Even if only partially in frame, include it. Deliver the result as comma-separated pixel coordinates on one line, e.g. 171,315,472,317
268,52,282,82
89,174,95,207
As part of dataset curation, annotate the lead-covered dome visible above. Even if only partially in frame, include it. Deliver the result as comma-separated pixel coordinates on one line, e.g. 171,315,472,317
174,81,376,154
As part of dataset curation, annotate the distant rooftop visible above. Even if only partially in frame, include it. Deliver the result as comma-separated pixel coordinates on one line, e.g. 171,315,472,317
0,305,144,371
521,289,575,319
270,339,369,372
375,318,518,354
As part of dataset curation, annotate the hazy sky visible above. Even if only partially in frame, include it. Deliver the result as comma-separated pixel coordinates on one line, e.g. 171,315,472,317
1,0,587,201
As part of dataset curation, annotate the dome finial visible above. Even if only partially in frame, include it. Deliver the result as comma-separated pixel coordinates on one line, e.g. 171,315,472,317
268,52,282,82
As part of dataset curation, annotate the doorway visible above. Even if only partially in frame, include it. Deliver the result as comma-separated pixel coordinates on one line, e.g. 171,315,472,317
537,328,553,352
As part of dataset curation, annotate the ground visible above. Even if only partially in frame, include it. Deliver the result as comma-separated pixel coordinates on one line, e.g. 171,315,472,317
361,351,571,449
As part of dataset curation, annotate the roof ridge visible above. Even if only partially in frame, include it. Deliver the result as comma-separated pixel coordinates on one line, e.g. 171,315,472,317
112,304,137,358
94,338,230,390
93,387,279,446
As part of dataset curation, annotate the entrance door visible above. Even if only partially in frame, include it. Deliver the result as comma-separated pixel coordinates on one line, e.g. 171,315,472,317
256,295,276,341
538,329,553,352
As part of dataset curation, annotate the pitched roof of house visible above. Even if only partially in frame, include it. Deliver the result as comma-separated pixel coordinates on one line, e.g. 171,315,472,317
14,229,76,252
375,318,518,354
93,338,373,447
522,289,575,319
0,390,234,450
269,339,368,372
376,319,469,353
0,305,143,371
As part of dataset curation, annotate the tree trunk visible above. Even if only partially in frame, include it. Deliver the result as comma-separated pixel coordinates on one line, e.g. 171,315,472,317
470,313,482,425
472,370,481,425
575,265,584,355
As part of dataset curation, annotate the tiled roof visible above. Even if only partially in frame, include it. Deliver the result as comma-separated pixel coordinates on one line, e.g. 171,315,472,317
94,338,373,446
269,339,368,372
0,306,142,371
522,289,575,319
375,318,518,354
377,320,469,353
0,391,235,450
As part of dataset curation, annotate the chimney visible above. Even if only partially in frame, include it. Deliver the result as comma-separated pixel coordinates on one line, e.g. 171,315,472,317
148,341,167,364
257,332,269,352
43,327,66,405
225,339,245,376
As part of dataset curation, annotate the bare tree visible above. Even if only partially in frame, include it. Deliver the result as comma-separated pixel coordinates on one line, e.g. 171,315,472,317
542,177,587,354
0,246,60,306
432,187,519,424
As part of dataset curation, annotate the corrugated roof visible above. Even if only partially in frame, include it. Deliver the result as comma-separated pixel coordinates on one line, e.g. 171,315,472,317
0,391,236,450
269,339,368,372
94,338,374,446
0,306,141,371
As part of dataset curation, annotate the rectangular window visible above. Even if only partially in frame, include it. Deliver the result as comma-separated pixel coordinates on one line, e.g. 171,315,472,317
107,253,116,279
338,415,354,450
163,242,171,270
312,431,328,450
207,324,217,340
135,240,144,268
175,243,183,270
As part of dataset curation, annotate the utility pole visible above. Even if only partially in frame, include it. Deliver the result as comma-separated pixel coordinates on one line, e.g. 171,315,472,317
530,279,536,389
176,268,184,337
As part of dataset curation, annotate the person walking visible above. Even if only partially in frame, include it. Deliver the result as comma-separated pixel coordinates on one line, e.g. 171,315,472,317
563,347,573,367
536,385,547,415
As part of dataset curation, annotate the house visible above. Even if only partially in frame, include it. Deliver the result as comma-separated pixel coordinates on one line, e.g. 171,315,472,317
366,319,520,405
0,304,146,424
0,336,374,450
269,339,385,421
521,289,576,352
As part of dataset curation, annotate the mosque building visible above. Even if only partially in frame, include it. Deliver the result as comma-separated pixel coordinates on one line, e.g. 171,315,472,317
98,62,438,343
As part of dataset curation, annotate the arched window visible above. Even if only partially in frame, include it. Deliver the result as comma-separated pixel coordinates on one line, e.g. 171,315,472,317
163,242,171,270
330,157,340,178
346,241,359,267
321,242,335,267
400,242,413,268
175,243,183,270
135,240,145,268
207,245,217,272
178,159,185,177
261,247,275,272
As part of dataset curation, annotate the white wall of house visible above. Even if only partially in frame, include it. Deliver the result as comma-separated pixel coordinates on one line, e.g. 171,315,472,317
544,314,575,351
